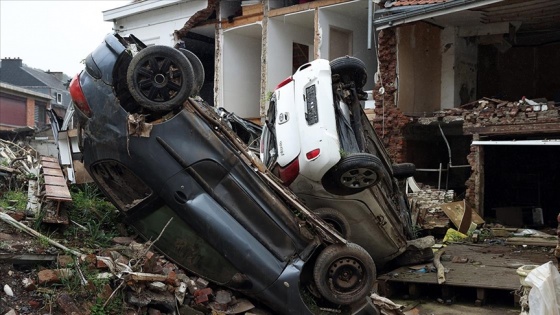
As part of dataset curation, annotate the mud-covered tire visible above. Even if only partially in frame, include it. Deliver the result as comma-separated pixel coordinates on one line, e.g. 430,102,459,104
127,45,194,112
392,163,416,180
315,208,351,239
322,153,385,196
330,56,367,89
178,48,204,97
313,243,376,305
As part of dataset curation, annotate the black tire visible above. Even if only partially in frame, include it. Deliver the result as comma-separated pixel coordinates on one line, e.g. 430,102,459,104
315,208,351,239
178,48,204,97
127,45,194,112
330,56,367,89
313,243,376,305
392,163,416,180
322,153,385,196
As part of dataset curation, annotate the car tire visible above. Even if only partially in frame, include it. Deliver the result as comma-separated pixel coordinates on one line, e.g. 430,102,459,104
313,243,376,305
330,56,367,89
314,208,351,239
322,153,385,196
127,45,194,112
178,48,204,97
392,163,416,180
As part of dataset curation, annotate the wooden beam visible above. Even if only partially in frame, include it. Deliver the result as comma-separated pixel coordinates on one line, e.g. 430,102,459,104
269,0,352,18
463,122,560,135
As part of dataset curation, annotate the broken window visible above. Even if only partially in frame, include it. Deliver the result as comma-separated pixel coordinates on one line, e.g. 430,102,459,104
292,42,309,73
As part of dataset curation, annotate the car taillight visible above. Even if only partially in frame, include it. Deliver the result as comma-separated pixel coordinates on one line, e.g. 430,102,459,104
275,77,293,90
69,74,92,117
306,149,320,160
278,158,299,186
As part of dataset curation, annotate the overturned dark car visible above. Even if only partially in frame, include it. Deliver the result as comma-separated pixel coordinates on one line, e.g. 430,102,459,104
69,33,379,314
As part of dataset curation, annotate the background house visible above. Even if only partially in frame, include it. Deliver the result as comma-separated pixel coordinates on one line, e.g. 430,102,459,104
371,0,560,227
0,57,71,130
103,0,376,119
0,81,52,131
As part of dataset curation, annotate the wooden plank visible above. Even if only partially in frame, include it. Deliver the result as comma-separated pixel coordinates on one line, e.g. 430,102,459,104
441,200,485,234
44,175,67,187
41,161,61,169
26,179,40,216
464,122,560,135
43,168,63,177
40,156,58,163
44,185,72,201
269,0,351,17
222,15,263,29
378,244,550,291
0,253,56,264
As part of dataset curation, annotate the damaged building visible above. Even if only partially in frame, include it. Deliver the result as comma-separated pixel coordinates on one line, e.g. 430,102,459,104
101,0,560,227
372,0,560,228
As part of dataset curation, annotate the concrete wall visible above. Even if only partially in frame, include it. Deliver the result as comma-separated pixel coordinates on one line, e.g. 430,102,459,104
220,26,262,118
396,23,442,115
266,18,314,94
318,8,376,90
440,27,478,108
114,1,208,46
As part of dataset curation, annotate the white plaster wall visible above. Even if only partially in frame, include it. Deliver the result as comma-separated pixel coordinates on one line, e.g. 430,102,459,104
440,27,456,109
440,27,478,109
266,19,314,93
318,9,376,90
454,35,478,106
113,1,209,46
221,30,262,118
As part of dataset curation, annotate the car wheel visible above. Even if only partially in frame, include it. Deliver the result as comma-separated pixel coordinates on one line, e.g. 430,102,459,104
330,56,367,89
392,163,416,180
322,153,385,196
313,243,376,305
178,48,204,97
314,208,350,239
127,45,194,112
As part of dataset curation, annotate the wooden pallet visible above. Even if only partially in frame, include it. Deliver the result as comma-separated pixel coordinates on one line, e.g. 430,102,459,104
378,243,555,306
39,156,71,223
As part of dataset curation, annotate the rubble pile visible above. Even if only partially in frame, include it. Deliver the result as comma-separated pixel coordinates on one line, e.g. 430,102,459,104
0,218,258,315
408,188,455,229
0,139,40,191
461,97,559,127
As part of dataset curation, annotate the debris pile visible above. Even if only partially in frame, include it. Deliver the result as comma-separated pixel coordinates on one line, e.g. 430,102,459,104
0,213,258,314
408,187,454,230
461,97,558,128
0,139,40,192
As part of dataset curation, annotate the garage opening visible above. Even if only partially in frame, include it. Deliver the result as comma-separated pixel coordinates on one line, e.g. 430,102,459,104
403,122,471,196
483,143,560,227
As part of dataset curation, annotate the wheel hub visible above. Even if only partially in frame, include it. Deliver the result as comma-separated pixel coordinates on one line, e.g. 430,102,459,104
340,168,377,188
328,258,364,291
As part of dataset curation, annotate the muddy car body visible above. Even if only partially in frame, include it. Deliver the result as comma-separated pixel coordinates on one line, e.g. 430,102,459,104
69,33,379,314
261,58,415,268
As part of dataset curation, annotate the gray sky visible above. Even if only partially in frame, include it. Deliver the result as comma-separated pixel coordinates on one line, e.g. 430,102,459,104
0,0,130,76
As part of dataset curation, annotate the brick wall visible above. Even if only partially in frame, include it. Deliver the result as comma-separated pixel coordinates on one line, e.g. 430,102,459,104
26,98,35,127
372,28,411,163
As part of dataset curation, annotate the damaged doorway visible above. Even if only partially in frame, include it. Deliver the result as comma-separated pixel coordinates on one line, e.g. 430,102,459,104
484,144,560,227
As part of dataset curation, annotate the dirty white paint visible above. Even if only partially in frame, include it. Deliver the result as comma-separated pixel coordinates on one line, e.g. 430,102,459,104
105,1,209,46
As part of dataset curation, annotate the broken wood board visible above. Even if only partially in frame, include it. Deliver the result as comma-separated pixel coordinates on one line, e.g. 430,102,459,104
505,236,558,247
42,167,64,177
41,161,62,169
44,185,72,201
378,243,551,291
44,175,68,187
441,200,484,234
26,179,40,216
0,253,56,264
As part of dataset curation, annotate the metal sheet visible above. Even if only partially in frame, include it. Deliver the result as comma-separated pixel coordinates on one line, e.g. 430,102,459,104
472,140,560,146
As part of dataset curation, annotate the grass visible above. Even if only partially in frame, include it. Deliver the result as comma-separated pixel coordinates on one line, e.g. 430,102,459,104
0,190,28,211
64,184,122,248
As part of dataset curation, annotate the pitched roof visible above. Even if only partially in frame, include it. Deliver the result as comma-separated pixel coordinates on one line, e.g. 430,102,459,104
0,59,67,90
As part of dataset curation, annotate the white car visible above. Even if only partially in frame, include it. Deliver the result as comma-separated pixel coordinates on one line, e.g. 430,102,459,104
261,57,385,196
